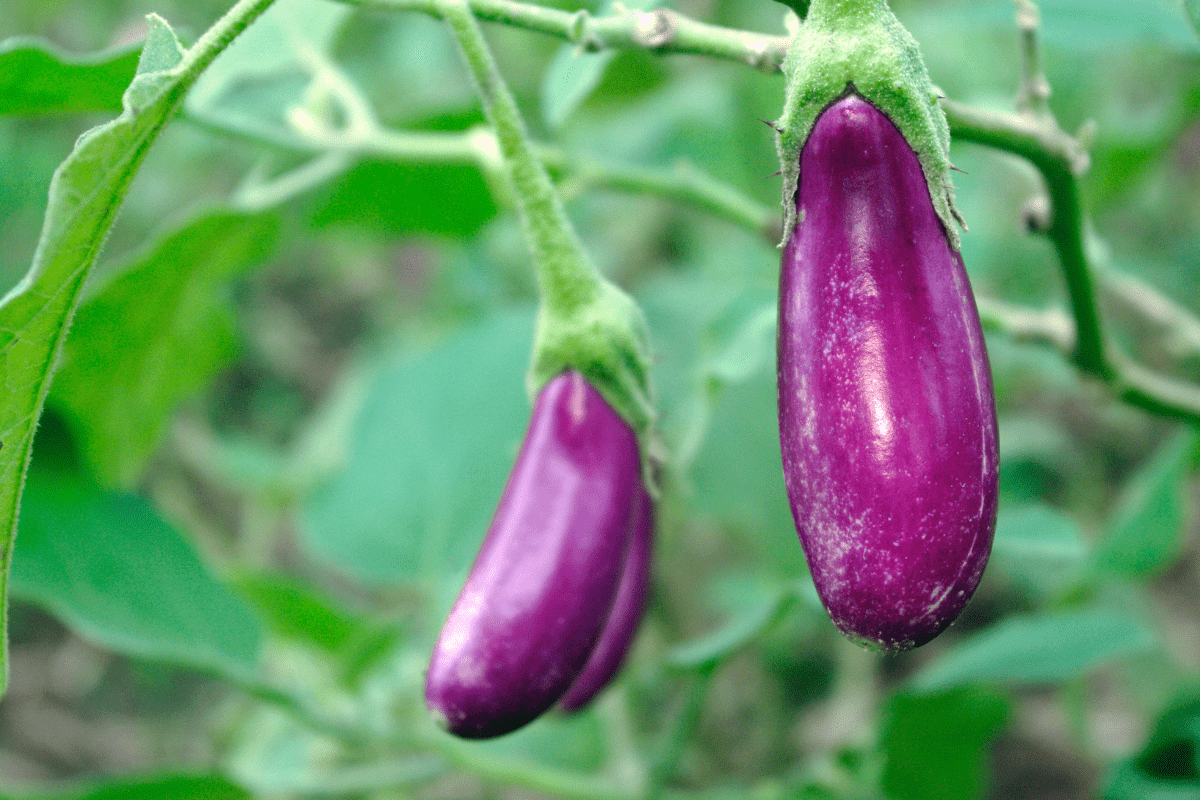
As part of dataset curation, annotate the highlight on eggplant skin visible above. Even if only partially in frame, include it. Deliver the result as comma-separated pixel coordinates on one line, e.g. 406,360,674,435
425,370,641,739
777,94,999,653
558,485,653,713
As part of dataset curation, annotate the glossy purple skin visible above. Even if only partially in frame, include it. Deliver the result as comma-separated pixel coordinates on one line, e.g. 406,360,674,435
777,95,999,652
425,370,641,738
558,486,653,712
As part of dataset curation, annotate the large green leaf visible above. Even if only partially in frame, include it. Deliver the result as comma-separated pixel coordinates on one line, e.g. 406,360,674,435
301,310,533,586
0,0,276,698
49,210,279,488
912,609,1157,692
881,687,1009,800
1096,430,1197,579
990,503,1088,598
637,274,799,572
10,433,262,679
235,571,363,653
308,158,498,237
0,38,140,116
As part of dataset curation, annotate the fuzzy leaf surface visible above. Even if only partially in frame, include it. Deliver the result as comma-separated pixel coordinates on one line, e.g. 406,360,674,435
50,210,278,487
0,0,275,698
11,440,262,679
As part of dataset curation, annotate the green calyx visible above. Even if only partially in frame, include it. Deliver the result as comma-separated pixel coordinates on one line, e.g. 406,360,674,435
528,275,658,479
775,0,964,248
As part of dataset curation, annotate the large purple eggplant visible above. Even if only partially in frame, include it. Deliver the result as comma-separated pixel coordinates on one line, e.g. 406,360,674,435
426,370,641,738
558,485,653,712
777,94,999,652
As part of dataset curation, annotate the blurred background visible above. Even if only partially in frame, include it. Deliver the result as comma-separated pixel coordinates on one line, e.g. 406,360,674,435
1,0,1199,797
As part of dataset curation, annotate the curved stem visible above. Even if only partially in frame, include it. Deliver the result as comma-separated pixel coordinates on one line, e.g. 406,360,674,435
943,100,1108,380
945,100,1200,424
179,0,279,82
433,0,600,315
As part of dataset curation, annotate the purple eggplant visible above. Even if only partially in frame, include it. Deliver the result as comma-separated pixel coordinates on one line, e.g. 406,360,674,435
558,485,653,712
426,370,641,738
777,95,999,652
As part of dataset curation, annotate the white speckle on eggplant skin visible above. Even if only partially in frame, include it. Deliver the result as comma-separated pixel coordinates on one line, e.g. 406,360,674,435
777,95,999,653
425,371,641,738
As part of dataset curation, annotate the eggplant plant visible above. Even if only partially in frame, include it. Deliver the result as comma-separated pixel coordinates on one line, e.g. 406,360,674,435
0,0,1198,797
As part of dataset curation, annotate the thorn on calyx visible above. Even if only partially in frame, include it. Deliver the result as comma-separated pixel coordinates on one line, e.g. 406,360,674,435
758,118,780,131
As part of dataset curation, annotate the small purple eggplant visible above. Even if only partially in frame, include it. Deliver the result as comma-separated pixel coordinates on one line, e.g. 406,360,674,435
426,370,641,738
558,485,653,712
777,94,999,652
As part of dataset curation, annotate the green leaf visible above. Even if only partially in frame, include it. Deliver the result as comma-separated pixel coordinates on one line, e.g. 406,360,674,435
1037,0,1199,51
308,158,498,237
912,609,1157,692
0,38,140,116
690,369,802,572
0,0,275,698
539,0,660,129
703,304,776,386
994,504,1088,562
667,583,794,670
1105,695,1200,799
10,435,262,679
7,774,250,800
1104,762,1200,800
1096,431,1197,579
881,687,1009,800
1188,0,1200,37
990,503,1088,598
301,310,534,586
49,210,278,488
541,47,616,130
234,571,363,653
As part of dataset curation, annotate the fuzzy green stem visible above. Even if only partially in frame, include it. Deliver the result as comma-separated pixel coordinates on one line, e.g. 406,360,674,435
179,0,279,82
340,0,787,70
432,0,599,315
433,0,657,454
946,100,1200,424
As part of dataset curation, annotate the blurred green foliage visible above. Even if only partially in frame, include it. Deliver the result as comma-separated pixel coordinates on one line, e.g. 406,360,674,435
1,0,1199,797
